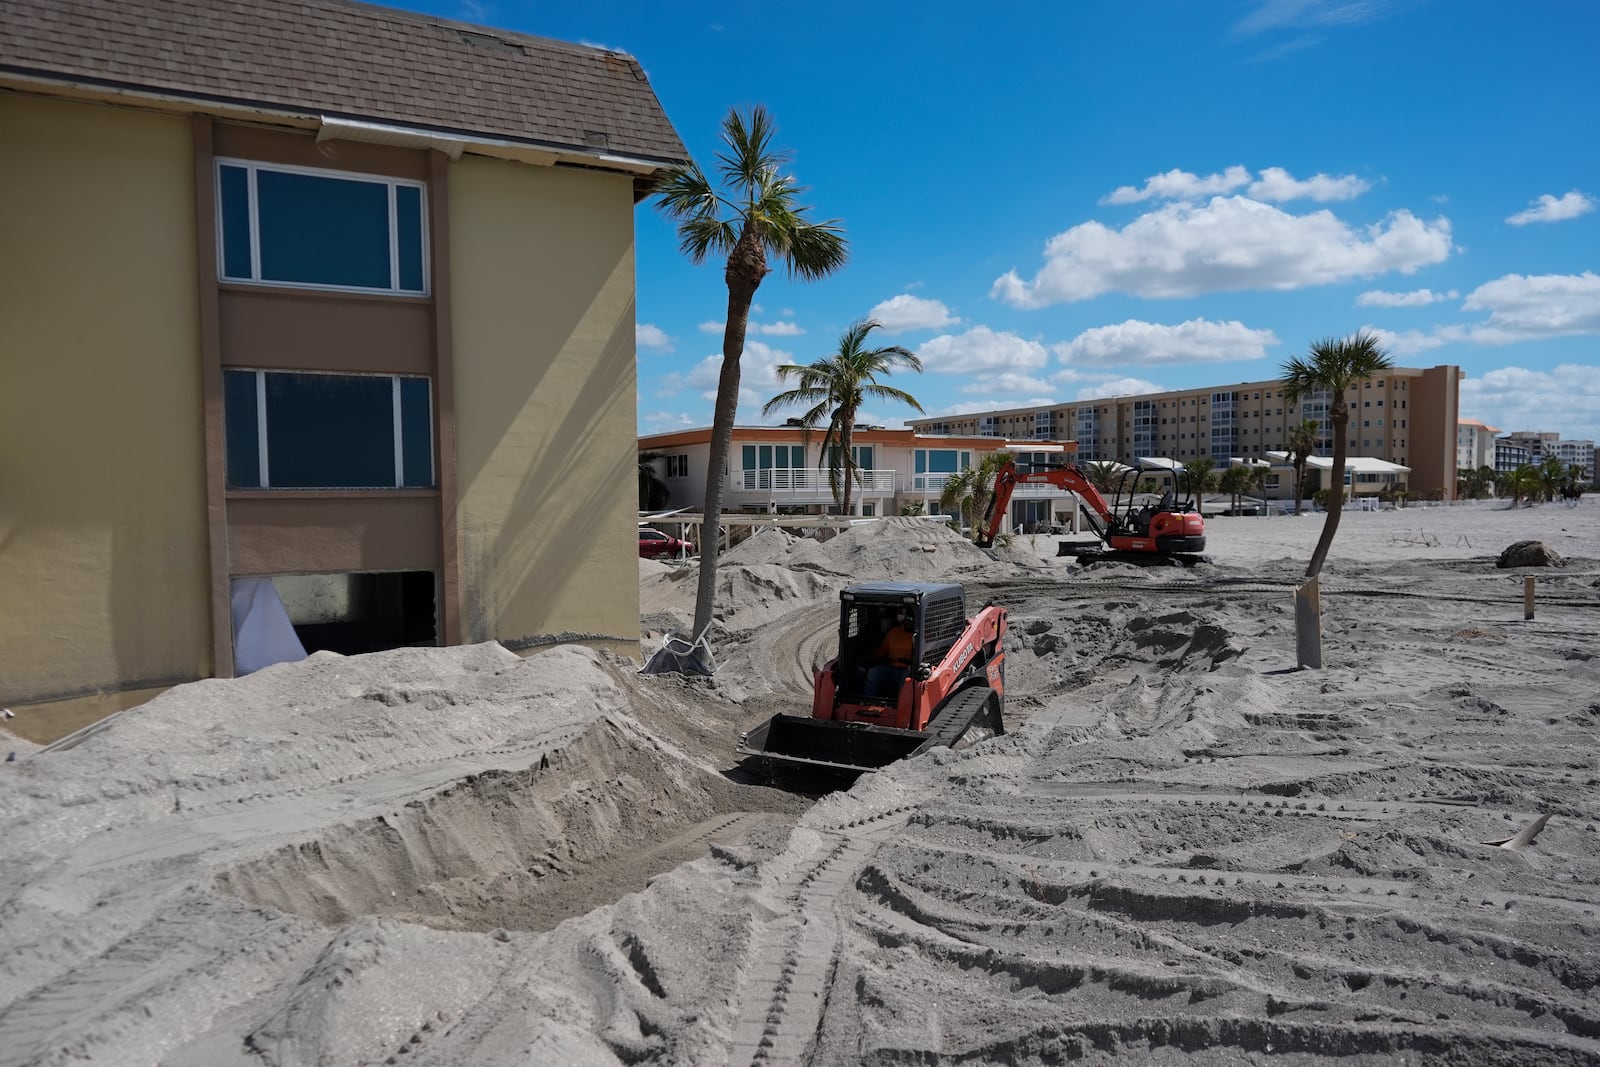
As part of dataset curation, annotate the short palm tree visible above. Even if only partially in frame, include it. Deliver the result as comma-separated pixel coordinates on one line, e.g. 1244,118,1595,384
1218,465,1251,514
1184,456,1218,508
762,319,923,516
1286,419,1321,515
1506,464,1540,506
940,450,1013,542
1082,460,1123,493
654,105,848,642
1281,331,1394,577
1537,457,1566,502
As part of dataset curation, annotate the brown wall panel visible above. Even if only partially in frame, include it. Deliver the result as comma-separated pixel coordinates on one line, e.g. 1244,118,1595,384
213,124,428,180
219,289,433,373
228,495,440,575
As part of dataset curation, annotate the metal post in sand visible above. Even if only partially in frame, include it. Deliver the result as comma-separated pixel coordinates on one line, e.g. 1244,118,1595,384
1295,576,1323,670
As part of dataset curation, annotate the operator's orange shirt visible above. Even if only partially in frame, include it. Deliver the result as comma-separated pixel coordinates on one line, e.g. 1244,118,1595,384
876,625,914,665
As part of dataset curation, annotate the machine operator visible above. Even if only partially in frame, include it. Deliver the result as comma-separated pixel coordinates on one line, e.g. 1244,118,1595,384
867,610,915,698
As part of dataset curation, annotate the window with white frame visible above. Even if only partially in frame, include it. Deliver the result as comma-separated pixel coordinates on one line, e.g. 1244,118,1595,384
217,159,427,295
225,369,434,489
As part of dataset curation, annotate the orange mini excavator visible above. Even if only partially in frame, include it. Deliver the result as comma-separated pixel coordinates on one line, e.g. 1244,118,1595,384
977,458,1207,564
737,582,1007,776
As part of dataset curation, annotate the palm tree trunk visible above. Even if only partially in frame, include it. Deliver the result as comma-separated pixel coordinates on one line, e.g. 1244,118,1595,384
839,412,855,517
692,228,765,641
1306,402,1348,577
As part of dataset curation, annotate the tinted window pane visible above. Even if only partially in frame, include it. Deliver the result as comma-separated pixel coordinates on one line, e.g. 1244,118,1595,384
224,369,261,488
400,377,434,487
265,373,394,488
219,165,252,280
396,185,425,292
928,450,958,473
742,445,756,470
257,170,390,289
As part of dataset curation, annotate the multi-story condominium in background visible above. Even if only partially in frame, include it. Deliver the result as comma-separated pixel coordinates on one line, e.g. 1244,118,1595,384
1494,439,1533,473
1456,418,1501,471
1494,432,1594,483
1498,431,1562,464
1552,440,1596,483
907,364,1464,500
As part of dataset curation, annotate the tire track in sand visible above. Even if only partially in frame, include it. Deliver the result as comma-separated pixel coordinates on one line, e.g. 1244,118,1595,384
725,802,922,1067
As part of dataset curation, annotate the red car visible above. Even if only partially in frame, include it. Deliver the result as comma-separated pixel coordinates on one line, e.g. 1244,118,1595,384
639,528,694,559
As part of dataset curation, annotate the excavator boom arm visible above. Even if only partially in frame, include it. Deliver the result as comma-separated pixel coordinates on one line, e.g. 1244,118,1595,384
977,461,1115,547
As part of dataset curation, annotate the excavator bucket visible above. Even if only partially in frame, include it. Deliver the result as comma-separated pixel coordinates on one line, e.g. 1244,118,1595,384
736,715,932,775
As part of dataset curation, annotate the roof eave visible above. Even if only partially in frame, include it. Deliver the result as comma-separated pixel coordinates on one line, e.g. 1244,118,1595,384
0,68,689,177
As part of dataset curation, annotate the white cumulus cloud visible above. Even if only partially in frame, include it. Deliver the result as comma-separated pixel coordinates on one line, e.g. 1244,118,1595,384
1460,364,1600,441
1460,272,1600,343
958,373,1054,396
868,294,961,333
635,323,673,351
1356,288,1458,307
993,197,1453,307
916,326,1050,373
699,319,806,336
1054,318,1279,366
1247,166,1370,202
1076,378,1164,401
1103,166,1252,205
1361,326,1453,356
1506,190,1596,226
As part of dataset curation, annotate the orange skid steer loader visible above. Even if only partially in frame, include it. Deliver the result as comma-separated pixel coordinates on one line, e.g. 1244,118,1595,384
737,582,1007,776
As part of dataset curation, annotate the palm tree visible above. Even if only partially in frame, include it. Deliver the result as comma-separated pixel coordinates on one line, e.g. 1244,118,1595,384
1286,419,1320,515
940,450,1013,542
762,319,923,516
1082,460,1123,493
1218,465,1251,514
1537,456,1566,502
637,450,670,511
1506,463,1540,506
1185,456,1218,509
1280,331,1395,577
654,106,848,642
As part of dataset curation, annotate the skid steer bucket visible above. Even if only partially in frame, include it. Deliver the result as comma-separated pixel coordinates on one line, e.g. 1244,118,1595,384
736,715,933,775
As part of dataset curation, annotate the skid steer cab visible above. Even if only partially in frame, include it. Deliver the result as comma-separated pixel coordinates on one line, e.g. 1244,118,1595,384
737,582,1008,776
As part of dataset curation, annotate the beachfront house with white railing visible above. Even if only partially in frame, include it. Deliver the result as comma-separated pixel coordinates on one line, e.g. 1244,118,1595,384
638,425,1077,530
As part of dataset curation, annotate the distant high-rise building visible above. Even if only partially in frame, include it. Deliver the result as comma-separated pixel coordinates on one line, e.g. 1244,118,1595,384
905,365,1463,499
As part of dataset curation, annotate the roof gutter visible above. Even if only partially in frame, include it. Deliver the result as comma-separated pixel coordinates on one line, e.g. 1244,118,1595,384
0,69,679,175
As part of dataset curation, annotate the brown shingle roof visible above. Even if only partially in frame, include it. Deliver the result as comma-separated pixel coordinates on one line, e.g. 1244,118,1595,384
1,0,688,165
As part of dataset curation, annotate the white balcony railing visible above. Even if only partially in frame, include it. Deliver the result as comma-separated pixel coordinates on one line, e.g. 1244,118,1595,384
736,468,897,494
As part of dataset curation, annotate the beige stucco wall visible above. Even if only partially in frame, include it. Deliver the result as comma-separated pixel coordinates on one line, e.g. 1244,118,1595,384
0,93,211,707
447,155,640,653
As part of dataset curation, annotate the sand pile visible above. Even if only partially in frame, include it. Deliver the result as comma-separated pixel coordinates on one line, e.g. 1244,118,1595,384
3,505,1598,1065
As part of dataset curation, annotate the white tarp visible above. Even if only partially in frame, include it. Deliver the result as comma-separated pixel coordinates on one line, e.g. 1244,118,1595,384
230,578,308,675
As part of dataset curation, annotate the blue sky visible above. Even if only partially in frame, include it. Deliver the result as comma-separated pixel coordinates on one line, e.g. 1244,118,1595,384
405,0,1598,444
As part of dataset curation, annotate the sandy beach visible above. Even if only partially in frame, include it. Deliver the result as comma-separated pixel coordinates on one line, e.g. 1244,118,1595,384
2,500,1598,1065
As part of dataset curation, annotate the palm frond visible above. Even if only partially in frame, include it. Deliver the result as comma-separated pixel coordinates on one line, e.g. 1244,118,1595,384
780,220,849,280
861,384,925,412
716,105,787,196
675,216,738,264
652,162,721,222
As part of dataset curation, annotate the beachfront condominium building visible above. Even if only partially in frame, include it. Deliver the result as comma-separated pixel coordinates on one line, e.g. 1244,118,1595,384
638,426,1078,533
1457,419,1501,472
1494,440,1533,473
1499,431,1562,464
907,365,1463,500
1552,440,1597,483
2,0,688,734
